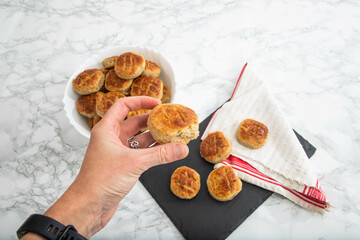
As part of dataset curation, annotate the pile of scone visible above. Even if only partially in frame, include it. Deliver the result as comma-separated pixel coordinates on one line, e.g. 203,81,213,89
170,119,269,202
72,52,270,203
72,52,171,129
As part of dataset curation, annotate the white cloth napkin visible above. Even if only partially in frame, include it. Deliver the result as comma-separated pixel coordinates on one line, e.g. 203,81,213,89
202,63,330,212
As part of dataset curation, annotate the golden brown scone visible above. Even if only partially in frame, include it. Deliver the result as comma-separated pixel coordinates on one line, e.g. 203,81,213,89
76,92,98,118
105,68,133,95
200,131,232,164
102,56,118,69
161,83,171,103
147,103,199,144
114,52,145,79
88,117,94,129
170,166,200,199
96,91,125,117
207,165,242,201
130,76,163,100
236,119,269,149
127,109,152,132
72,69,105,95
88,114,102,129
141,60,161,77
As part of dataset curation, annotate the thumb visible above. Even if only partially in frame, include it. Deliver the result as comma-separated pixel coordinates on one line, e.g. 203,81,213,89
140,142,189,168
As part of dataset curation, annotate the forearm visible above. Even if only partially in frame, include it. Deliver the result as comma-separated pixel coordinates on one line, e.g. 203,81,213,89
43,181,103,239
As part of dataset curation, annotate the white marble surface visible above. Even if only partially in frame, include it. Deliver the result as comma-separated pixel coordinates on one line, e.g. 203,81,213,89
0,0,359,239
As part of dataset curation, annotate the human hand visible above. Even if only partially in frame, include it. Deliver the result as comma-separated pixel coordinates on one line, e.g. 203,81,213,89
42,96,189,239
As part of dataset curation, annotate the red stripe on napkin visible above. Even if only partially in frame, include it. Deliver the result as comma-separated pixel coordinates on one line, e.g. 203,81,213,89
221,153,328,209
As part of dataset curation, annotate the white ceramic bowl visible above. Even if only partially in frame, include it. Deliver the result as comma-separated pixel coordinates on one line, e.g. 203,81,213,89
63,46,176,138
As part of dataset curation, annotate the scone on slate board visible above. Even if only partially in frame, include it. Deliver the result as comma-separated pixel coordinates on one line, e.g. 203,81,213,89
170,166,200,199
72,69,105,95
147,103,199,144
105,68,133,95
207,165,242,201
76,92,99,118
95,91,125,117
200,131,232,164
114,52,146,79
130,76,164,100
141,60,161,77
236,119,268,149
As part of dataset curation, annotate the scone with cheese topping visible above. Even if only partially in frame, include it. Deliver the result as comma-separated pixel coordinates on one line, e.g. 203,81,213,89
105,68,133,95
102,56,118,69
236,119,268,149
72,69,105,95
95,91,126,117
114,52,145,79
76,92,99,118
200,131,232,164
130,76,163,100
141,60,161,77
170,166,200,199
147,103,199,144
207,166,242,201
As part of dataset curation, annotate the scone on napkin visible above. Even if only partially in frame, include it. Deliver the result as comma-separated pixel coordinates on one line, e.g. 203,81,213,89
202,63,330,212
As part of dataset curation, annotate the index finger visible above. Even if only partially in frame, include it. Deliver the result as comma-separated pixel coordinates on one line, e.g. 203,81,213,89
102,96,161,133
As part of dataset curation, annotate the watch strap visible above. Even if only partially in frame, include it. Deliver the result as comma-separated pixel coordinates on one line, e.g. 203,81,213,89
17,214,87,240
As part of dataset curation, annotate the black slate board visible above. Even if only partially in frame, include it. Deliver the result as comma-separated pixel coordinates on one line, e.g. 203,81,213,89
140,111,316,240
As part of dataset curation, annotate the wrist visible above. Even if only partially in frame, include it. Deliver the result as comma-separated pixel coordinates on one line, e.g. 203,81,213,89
44,182,103,239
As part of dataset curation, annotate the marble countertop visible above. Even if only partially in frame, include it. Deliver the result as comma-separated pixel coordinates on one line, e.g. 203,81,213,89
1,0,359,239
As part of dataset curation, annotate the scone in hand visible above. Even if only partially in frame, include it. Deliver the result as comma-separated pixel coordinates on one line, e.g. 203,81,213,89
200,131,232,164
207,165,242,201
170,166,200,199
236,119,268,149
147,103,199,144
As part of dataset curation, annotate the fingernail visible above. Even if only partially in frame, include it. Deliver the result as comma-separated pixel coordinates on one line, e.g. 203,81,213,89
174,143,188,159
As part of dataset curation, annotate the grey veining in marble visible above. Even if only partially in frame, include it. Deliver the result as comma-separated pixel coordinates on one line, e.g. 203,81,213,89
1,0,360,239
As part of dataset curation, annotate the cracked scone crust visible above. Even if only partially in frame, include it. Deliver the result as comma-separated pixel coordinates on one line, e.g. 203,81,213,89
236,119,268,149
147,103,199,144
141,60,161,77
105,68,133,95
170,166,200,199
207,165,242,201
114,52,145,79
200,131,232,164
130,76,163,100
72,69,105,95
102,56,118,69
76,92,99,118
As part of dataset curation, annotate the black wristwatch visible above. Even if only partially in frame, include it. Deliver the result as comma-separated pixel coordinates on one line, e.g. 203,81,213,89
17,214,87,240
